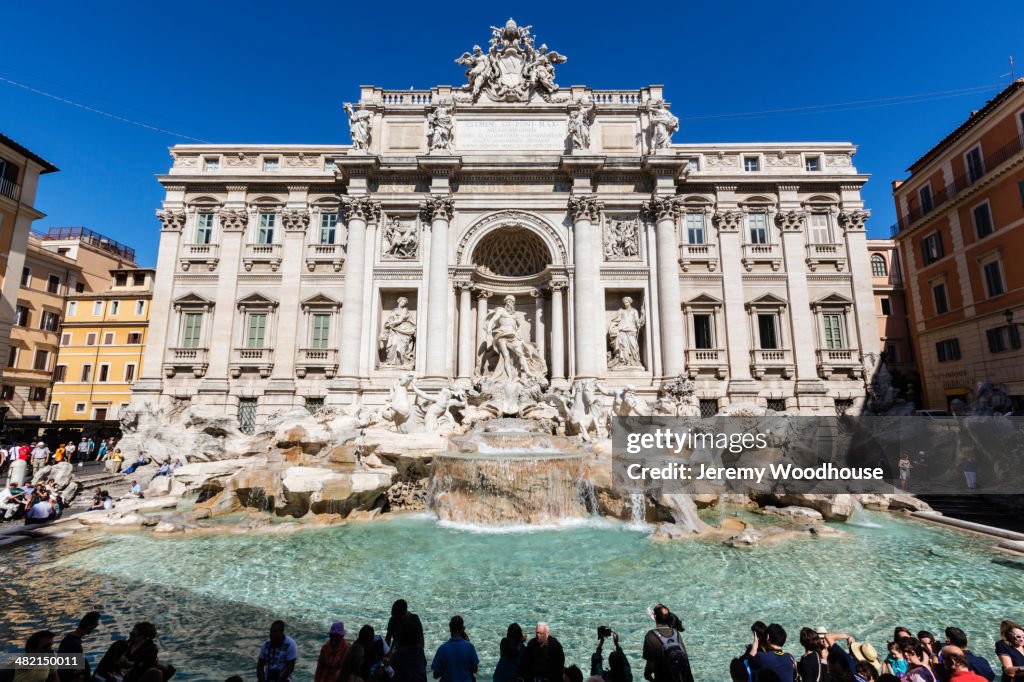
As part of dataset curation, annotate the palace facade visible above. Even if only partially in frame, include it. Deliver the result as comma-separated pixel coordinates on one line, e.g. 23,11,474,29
133,21,877,429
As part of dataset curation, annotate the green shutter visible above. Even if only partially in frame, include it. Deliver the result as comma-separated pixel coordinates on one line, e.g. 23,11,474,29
247,314,267,348
182,313,202,348
312,314,330,349
823,314,844,349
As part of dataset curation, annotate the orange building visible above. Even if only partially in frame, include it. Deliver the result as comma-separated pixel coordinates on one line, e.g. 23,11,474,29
892,79,1024,410
866,239,917,387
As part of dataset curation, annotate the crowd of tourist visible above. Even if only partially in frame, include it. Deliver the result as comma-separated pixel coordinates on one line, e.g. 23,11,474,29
7,601,1024,682
0,478,69,523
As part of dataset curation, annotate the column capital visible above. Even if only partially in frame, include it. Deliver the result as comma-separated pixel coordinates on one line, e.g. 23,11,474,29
712,210,744,232
343,195,381,224
421,194,455,222
219,209,249,232
476,288,492,300
838,210,870,233
454,280,474,292
281,209,310,233
549,279,568,292
568,195,604,222
156,209,186,233
775,209,806,232
642,195,682,222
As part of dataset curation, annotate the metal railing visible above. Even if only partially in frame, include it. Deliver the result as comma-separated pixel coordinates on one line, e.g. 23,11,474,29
0,176,21,202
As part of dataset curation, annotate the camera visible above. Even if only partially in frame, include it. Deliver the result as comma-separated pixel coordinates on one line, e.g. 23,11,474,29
598,625,613,640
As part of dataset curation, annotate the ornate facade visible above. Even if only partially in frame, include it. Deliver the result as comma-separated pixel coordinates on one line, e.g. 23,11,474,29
134,20,877,427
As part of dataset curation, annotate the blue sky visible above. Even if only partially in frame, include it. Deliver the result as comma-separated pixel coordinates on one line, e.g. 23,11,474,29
3,0,1023,266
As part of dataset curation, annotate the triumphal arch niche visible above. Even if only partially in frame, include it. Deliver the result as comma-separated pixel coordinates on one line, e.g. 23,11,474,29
141,18,876,425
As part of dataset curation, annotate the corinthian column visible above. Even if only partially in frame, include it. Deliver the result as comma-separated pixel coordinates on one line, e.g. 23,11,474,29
456,282,474,382
422,195,455,378
338,196,379,379
549,281,566,383
568,195,603,378
644,195,685,377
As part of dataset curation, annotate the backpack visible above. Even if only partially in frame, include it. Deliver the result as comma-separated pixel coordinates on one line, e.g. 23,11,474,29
654,629,694,682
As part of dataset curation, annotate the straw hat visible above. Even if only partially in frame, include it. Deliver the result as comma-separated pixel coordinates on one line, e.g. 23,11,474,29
851,641,882,675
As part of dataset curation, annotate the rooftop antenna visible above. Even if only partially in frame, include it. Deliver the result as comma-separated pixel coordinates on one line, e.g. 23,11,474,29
1001,56,1015,82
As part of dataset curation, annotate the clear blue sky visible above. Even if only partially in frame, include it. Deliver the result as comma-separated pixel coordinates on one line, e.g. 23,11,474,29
3,0,1023,266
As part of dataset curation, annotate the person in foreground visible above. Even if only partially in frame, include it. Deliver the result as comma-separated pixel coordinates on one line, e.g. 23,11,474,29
431,615,478,682
257,620,298,682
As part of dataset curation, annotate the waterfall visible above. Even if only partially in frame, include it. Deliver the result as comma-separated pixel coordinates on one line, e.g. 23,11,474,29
628,492,646,525
847,497,881,528
576,477,599,516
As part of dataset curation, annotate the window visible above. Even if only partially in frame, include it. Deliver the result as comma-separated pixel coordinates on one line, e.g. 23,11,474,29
766,399,787,412
75,402,86,413
7,347,17,368
48,404,60,421
204,157,220,172
919,185,933,213
103,333,115,345
111,301,120,315
0,385,13,400
805,156,821,172
808,213,832,244
834,399,854,416
53,365,67,382
20,267,30,286
747,213,768,244
311,313,331,349
305,397,324,415
936,338,961,362
757,314,779,349
61,332,71,345
128,332,142,344
325,159,337,173
983,260,1005,298
687,158,700,172
81,365,92,382
238,397,258,434
136,300,145,315
33,350,49,371
320,213,338,245
124,363,136,383
75,282,84,293
41,311,59,332
181,313,203,348
988,327,1013,353
15,305,30,327
115,272,128,286
98,364,110,382
93,301,104,316
932,283,949,315
693,314,714,349
972,202,994,238
246,313,268,348
921,232,944,264
743,156,760,172
871,254,888,277
685,213,706,244
68,301,77,316
31,387,46,402
86,332,97,346
880,297,892,316
822,313,845,349
1019,180,1024,208
196,213,215,244
699,399,719,418
263,157,279,171
965,146,984,182
133,272,145,286
258,213,276,244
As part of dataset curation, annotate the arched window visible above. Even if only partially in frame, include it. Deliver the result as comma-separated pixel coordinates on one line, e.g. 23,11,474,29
871,254,888,277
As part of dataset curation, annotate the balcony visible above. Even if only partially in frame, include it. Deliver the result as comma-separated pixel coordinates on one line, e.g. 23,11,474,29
816,348,863,379
805,243,846,272
164,347,209,378
686,348,728,379
678,243,718,272
741,243,781,271
230,347,274,378
242,243,282,271
296,348,339,378
750,348,794,379
0,176,22,202
180,243,220,272
305,243,345,272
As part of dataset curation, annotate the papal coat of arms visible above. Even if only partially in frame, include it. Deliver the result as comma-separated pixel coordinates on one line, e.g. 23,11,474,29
455,18,567,103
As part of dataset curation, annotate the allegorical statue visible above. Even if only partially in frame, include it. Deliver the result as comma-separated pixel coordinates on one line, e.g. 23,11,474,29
526,44,566,100
344,102,372,151
568,97,595,151
379,297,416,368
607,296,645,369
383,217,418,259
455,45,492,101
649,100,679,150
603,220,640,260
427,101,455,152
484,294,546,382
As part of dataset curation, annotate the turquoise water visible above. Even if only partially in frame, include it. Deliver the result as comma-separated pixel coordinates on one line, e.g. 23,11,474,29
2,511,1022,681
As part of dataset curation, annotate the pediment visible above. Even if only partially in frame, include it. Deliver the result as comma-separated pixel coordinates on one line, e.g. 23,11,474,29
685,293,723,306
301,293,341,310
173,292,215,307
813,291,855,308
746,292,788,307
236,292,279,309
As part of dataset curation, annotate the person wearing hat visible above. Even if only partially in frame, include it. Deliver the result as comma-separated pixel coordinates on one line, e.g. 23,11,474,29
30,441,50,471
851,641,883,677
315,621,351,682
797,627,830,682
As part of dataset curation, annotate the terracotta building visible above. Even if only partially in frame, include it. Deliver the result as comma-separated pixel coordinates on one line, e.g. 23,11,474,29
892,79,1024,410
866,239,917,390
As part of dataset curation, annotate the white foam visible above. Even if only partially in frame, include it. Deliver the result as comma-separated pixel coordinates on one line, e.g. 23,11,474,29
434,515,631,535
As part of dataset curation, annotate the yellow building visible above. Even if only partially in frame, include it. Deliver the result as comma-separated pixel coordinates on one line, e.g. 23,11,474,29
49,267,153,422
1,227,137,420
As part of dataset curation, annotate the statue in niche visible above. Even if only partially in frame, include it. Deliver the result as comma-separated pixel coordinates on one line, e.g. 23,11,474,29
344,102,372,150
649,100,678,150
427,101,455,152
383,217,418,259
379,297,417,368
603,219,640,260
568,97,595,151
482,294,547,382
607,296,646,369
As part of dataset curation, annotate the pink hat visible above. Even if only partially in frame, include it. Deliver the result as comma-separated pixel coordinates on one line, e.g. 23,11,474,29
329,622,346,637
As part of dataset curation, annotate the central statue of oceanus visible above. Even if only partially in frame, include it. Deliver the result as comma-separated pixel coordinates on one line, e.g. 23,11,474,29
481,294,547,382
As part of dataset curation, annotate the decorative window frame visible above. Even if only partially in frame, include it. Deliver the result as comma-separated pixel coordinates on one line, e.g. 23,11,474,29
929,274,950,315
682,293,727,379
870,253,888,277
963,143,985,182
970,198,995,240
231,293,278,378
296,294,342,378
166,293,214,378
977,249,1006,299
802,153,822,172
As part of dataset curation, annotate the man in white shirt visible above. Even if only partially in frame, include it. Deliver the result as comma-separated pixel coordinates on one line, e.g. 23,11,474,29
1,482,26,519
26,494,54,523
31,442,50,470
